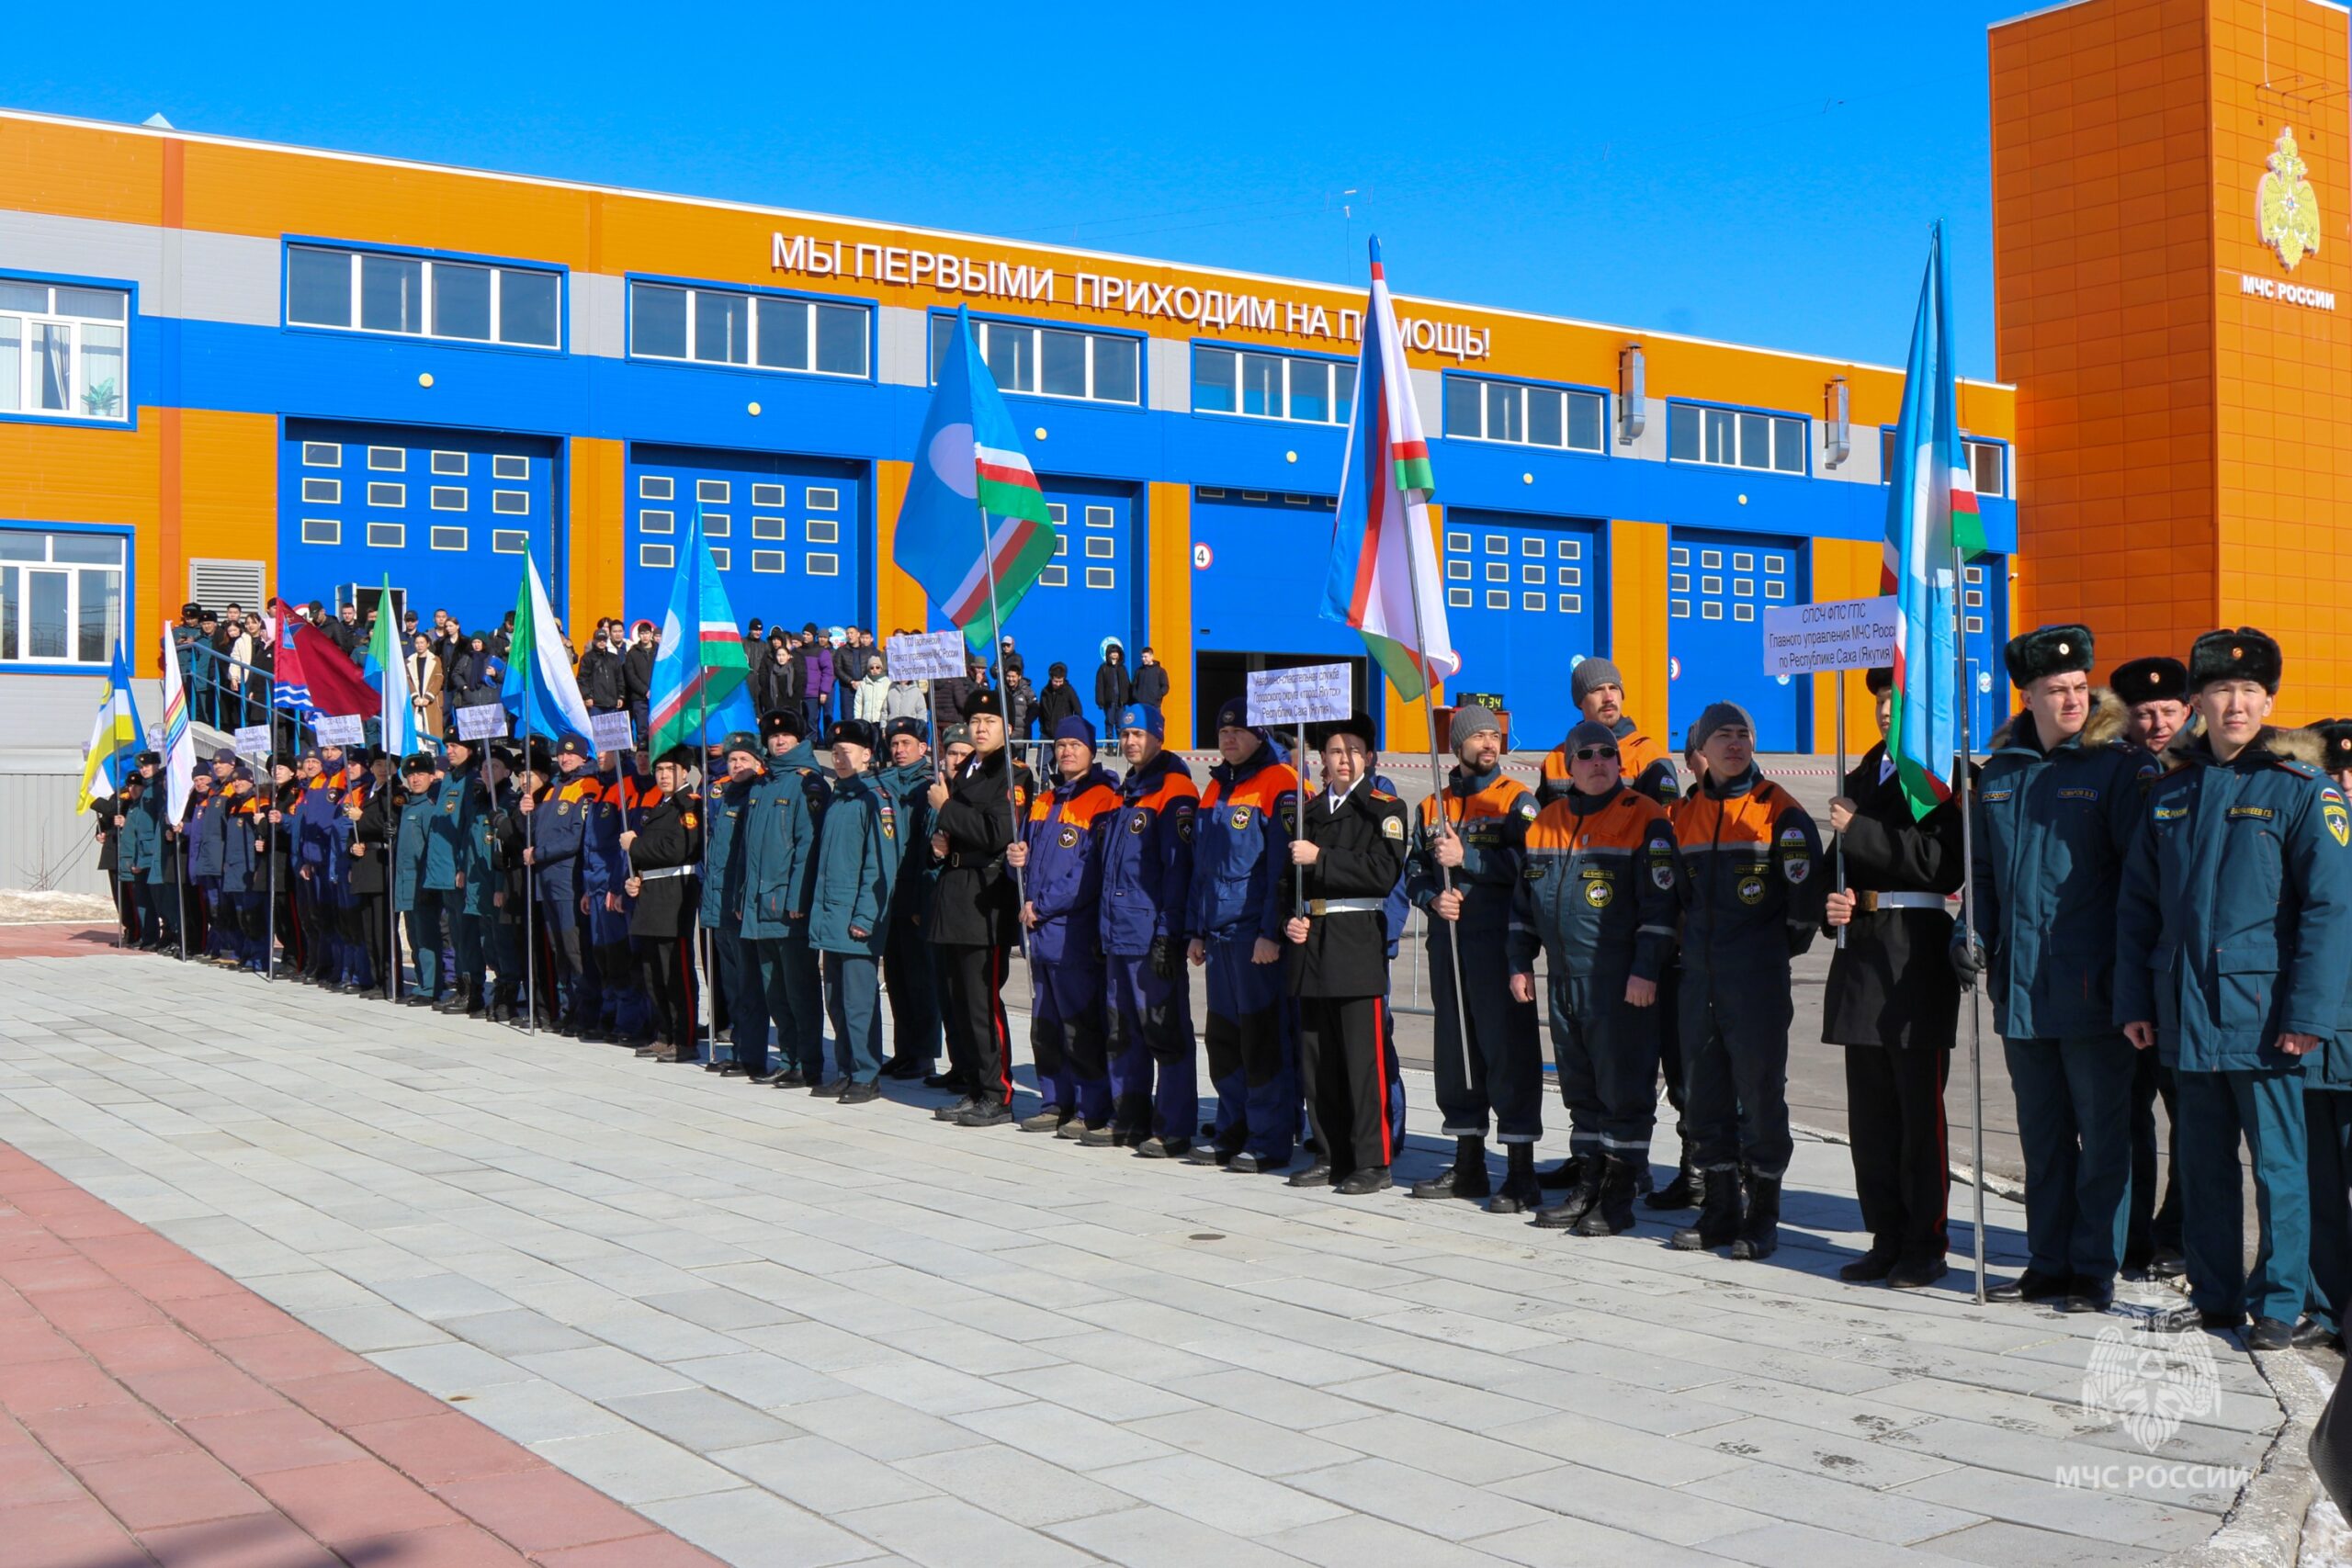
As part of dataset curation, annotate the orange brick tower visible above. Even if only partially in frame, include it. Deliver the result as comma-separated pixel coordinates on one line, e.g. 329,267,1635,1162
1992,0,2352,716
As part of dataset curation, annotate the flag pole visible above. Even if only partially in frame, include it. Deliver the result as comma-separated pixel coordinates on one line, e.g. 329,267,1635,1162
1833,675,1848,951
972,492,1026,904
1952,551,1986,1304
1398,560,1476,1089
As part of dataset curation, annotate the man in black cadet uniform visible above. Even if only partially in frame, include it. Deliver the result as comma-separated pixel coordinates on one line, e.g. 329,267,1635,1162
2112,654,2192,1280
927,689,1036,1127
1822,668,1963,1289
1970,625,2149,1314
1282,713,1411,1195
622,746,704,1063
877,717,944,1081
1408,703,1544,1212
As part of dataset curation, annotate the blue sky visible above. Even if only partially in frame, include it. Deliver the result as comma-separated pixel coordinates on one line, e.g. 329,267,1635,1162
6,3,2026,378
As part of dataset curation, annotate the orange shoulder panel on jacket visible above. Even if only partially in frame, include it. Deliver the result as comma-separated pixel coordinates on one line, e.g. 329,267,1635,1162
1136,774,1199,812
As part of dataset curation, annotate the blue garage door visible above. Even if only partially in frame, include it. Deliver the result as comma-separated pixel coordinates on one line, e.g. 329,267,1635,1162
281,420,560,635
625,445,865,635
1668,526,1808,752
1190,487,1377,738
997,477,1140,719
1441,508,1602,750
1962,554,2009,747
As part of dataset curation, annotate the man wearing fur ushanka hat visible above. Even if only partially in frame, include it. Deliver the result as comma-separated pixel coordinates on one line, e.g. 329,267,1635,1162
2118,628,2352,1350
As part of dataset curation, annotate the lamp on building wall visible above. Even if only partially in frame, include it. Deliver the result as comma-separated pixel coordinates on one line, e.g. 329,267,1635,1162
1617,344,1645,445
1824,377,1850,468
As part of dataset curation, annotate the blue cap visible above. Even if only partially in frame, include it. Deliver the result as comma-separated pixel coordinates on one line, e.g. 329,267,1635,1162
1053,715,1097,749
1214,696,1251,733
1115,703,1164,739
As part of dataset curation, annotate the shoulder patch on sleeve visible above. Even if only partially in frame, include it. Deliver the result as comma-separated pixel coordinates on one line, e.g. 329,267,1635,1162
1381,812,1406,840
1516,796,1538,820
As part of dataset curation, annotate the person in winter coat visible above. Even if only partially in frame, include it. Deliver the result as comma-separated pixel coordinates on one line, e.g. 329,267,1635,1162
741,708,831,1086
407,633,446,739
1822,666,1963,1290
1036,663,1083,736
2120,628,2352,1348
1093,641,1131,738
810,719,899,1100
1005,716,1122,1133
623,620,658,744
621,746,704,1060
577,625,626,714
926,690,1037,1123
883,670,929,728
1004,669,1036,744
854,653,892,724
934,658,983,724
797,626,836,737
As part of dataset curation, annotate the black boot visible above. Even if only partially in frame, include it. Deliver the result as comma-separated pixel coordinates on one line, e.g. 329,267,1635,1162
1573,1153,1639,1236
1533,1154,1604,1229
434,980,469,1014
1670,1168,1740,1251
1729,1169,1781,1261
1409,1136,1490,1201
1537,1156,1584,1190
1645,1156,1703,1211
1485,1144,1542,1215
465,977,488,1019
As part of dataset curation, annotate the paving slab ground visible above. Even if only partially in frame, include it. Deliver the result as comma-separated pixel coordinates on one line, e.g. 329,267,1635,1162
0,948,2314,1567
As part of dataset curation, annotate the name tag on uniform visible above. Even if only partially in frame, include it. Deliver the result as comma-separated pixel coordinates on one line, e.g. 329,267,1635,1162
2154,803,2188,821
2228,806,2276,821
2057,788,2099,802
1982,789,2013,803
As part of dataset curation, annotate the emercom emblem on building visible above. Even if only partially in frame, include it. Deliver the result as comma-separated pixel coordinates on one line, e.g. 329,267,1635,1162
2258,124,2321,271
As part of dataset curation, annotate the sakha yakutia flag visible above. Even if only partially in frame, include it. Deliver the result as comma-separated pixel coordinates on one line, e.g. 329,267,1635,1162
1323,238,1459,703
501,551,596,742
892,305,1058,652
650,505,754,756
1882,220,1985,820
76,642,145,813
158,618,196,822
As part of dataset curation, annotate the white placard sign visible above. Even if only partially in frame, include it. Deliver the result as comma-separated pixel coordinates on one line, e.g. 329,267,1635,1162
312,714,364,746
454,703,509,741
232,725,274,759
590,711,636,753
888,629,970,682
1761,596,1899,677
1248,663,1353,728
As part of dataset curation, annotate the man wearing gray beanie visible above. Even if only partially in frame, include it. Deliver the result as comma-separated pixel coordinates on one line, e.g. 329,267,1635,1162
1405,701,1544,1212
1665,700,1823,1261
1541,655,1689,1201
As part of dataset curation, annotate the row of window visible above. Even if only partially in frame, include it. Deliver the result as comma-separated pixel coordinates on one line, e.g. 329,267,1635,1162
928,315,1140,405
302,441,532,479
287,245,560,348
1446,589,1586,614
636,542,840,575
298,519,530,553
628,281,868,378
638,476,838,510
298,479,531,513
1193,347,1354,426
639,513,840,543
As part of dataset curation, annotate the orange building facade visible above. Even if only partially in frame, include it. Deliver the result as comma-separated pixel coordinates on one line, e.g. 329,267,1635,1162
1993,0,2352,715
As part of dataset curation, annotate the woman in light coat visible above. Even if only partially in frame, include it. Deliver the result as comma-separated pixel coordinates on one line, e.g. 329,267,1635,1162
854,653,893,724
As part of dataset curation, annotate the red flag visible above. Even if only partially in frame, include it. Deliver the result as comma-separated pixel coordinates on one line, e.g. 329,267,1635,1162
274,600,376,716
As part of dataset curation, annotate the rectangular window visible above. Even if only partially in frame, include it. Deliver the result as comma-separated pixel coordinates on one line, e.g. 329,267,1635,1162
302,478,340,504
1670,400,1804,473
1557,539,1580,559
1446,559,1471,581
1039,565,1068,588
694,290,751,364
367,522,403,548
1085,505,1114,529
1053,536,1068,558
1445,531,1470,553
639,474,673,501
300,518,340,546
752,550,786,573
1084,536,1114,558
1702,550,1723,569
1486,590,1510,611
631,283,687,358
1484,535,1507,555
1521,565,1543,584
1521,537,1543,557
752,515,786,540
1084,567,1115,590
288,243,564,347
368,446,404,470
0,281,133,421
433,263,492,341
1966,439,2007,497
806,520,839,544
807,487,839,512
1558,593,1582,614
368,482,404,508
1702,602,1724,620
1523,592,1545,612
639,542,674,569
429,525,467,551
1668,546,1689,566
1766,554,1787,574
807,553,839,576
1558,568,1581,587
492,491,528,514
708,547,729,570
1670,600,1690,618
492,455,529,480
696,479,729,503
303,442,342,468
1765,581,1786,600
1486,562,1508,582
431,451,467,475
359,254,424,334
752,483,787,509
639,510,673,535
1732,552,1753,571
491,530,527,554
431,488,466,511
1734,604,1755,622
1447,587,1472,609
1442,374,1605,451
1190,345,1348,426
1702,576,1723,595
938,316,1141,405
703,513,730,537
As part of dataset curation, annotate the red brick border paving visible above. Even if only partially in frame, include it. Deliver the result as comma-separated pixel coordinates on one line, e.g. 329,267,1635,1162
0,923,131,960
0,1142,728,1567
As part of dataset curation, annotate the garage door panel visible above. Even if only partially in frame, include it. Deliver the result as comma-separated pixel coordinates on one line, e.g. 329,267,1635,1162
1668,526,1806,751
625,445,864,636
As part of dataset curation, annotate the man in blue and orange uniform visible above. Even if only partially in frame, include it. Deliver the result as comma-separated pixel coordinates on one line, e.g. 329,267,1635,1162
1282,712,1410,1195
290,748,342,984
809,719,899,1103
742,708,831,1088
582,749,650,1045
526,736,603,1033
701,733,770,1074
927,689,1035,1127
877,717,944,1082
1667,700,1823,1260
1186,696,1301,1171
621,745,703,1063
1408,704,1544,1212
1970,625,2150,1314
1100,702,1198,1156
1006,716,1123,1136
2120,629,2352,1348
1510,718,1681,1235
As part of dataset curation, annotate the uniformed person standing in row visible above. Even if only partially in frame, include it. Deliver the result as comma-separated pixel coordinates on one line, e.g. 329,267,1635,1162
1185,697,1300,1171
348,748,397,999
391,752,442,1000
582,750,650,1044
1668,702,1823,1260
2305,717,2352,1353
928,689,1033,1127
2111,653,2192,1281
703,734,770,1073
1408,704,1544,1213
877,717,943,1081
621,746,703,1063
1970,625,2148,1314
432,736,494,1016
1008,716,1122,1134
2120,629,2352,1347
1822,667,1963,1289
810,719,899,1103
527,739,602,1032
1282,713,1410,1195
742,708,830,1087
1100,703,1199,1156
